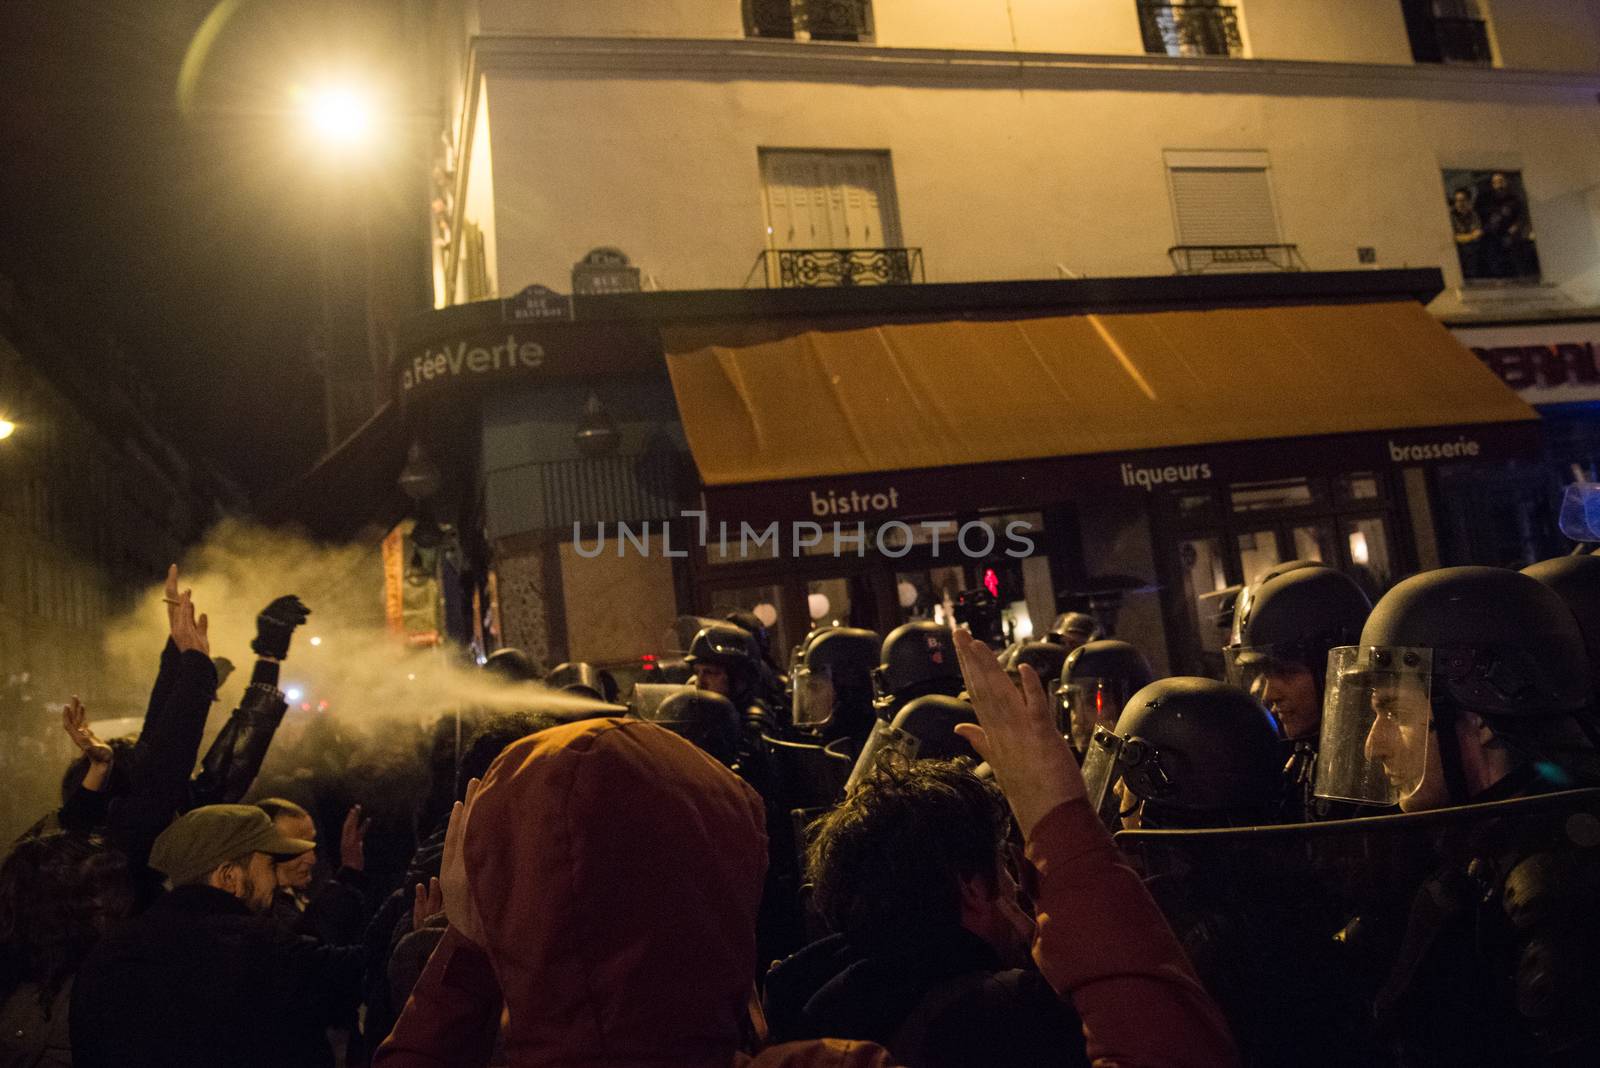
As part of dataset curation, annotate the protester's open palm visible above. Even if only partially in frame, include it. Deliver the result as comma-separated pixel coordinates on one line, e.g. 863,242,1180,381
63,696,113,764
441,776,487,945
953,629,1086,837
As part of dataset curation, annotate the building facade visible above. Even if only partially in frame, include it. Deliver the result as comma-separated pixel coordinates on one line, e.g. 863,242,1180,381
368,0,1600,677
0,275,238,719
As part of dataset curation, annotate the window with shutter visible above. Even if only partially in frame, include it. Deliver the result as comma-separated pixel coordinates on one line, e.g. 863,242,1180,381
760,150,901,251
1168,166,1280,246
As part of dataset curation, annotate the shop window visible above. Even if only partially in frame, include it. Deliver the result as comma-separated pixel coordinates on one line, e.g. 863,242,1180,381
1235,529,1282,585
707,584,790,665
744,0,874,42
1336,472,1382,504
807,577,852,628
1290,523,1335,563
1443,169,1540,284
1343,516,1394,592
1230,477,1317,513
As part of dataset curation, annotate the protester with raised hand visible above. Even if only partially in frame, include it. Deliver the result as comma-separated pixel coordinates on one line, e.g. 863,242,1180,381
190,594,309,808
950,629,1239,1067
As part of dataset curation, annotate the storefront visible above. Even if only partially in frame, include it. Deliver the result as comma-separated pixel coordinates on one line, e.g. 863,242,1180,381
1440,315,1600,567
280,268,1541,680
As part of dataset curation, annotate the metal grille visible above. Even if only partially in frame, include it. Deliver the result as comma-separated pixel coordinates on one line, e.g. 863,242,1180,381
1137,2,1243,57
524,450,693,530
747,247,923,288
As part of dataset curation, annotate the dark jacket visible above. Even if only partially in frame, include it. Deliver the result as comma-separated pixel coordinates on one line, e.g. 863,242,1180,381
764,930,1087,1068
362,826,447,1058
70,885,365,1068
271,867,372,948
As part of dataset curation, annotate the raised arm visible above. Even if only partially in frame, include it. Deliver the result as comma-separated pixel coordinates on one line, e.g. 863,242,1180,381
953,630,1239,1068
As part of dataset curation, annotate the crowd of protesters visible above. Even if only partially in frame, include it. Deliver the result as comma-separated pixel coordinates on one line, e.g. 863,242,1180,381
3,548,1600,1067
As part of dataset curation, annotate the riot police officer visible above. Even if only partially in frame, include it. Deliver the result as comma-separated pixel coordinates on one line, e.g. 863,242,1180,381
1316,566,1600,811
1228,564,1371,820
685,623,775,728
1522,553,1600,706
1000,641,1069,687
1310,565,1600,1063
871,621,964,719
1082,677,1285,830
1057,639,1155,756
787,626,879,748
1046,611,1099,652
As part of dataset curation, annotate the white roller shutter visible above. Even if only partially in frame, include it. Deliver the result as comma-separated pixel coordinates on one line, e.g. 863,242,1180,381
1169,165,1281,246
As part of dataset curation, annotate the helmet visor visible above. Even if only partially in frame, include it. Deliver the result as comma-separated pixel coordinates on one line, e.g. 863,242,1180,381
1224,645,1293,698
790,664,836,728
1080,725,1124,816
1060,678,1121,752
1314,645,1433,807
844,719,922,793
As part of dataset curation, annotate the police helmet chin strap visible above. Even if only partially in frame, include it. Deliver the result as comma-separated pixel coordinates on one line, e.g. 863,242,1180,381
1431,699,1475,807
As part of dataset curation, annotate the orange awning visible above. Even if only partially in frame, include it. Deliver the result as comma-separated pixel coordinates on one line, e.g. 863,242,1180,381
664,301,1537,491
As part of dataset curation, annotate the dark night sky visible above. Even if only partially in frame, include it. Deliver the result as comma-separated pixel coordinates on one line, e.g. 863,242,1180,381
0,0,415,499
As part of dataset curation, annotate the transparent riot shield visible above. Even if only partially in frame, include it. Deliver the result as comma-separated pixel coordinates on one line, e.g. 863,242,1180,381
1115,789,1600,1067
843,719,921,793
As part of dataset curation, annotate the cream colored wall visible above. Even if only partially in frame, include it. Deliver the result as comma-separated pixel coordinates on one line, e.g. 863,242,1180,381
466,1,1600,71
478,69,1600,310
1490,0,1600,72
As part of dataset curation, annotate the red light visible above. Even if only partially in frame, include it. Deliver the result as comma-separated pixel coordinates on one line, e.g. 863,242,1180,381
317,700,329,712
983,568,999,597
300,703,312,712
1094,688,1104,717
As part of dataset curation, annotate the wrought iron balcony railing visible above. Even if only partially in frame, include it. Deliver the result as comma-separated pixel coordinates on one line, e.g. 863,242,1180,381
1432,17,1493,64
1168,244,1307,275
745,0,874,42
1138,2,1243,58
746,248,924,288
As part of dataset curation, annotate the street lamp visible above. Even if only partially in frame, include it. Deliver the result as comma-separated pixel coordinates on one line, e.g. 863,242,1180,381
0,419,15,441
298,84,375,151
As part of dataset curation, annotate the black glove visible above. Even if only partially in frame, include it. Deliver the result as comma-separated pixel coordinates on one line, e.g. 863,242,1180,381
252,596,311,660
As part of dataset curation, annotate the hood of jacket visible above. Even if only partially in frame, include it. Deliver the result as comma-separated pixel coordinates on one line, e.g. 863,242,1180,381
462,717,770,1066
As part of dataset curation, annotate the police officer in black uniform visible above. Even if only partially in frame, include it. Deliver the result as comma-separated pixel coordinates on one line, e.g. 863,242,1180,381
1056,640,1155,757
1082,677,1286,831
1313,566,1600,1064
1227,564,1371,821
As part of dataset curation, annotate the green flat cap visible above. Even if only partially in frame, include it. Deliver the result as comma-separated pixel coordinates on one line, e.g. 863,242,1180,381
150,804,314,886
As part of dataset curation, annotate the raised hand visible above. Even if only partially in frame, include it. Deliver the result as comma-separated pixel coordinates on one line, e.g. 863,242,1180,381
170,589,210,656
952,629,1086,838
412,877,443,931
440,776,486,945
252,595,311,661
63,696,113,765
340,803,372,872
163,564,182,635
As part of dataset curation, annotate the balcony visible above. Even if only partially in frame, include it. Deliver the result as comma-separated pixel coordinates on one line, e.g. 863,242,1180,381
747,248,924,288
1432,17,1493,65
1168,244,1307,274
744,0,873,42
1138,2,1243,58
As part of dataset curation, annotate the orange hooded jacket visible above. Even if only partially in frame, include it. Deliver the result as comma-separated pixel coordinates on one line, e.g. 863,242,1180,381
376,718,1236,1068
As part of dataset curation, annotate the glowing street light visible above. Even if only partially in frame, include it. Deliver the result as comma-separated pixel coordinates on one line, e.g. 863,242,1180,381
298,84,374,150
0,419,14,441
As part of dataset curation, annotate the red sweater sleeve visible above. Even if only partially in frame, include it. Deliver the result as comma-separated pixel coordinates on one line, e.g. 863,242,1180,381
374,925,502,1068
1025,800,1239,1068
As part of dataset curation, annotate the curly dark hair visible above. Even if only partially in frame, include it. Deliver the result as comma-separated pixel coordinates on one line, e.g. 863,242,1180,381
805,757,1010,951
60,735,138,806
0,833,134,1007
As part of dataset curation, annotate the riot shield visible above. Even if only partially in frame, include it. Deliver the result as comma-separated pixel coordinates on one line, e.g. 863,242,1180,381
1116,789,1600,1067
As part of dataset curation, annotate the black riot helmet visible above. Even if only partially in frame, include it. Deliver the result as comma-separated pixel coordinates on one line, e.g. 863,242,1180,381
1058,640,1156,753
846,694,980,791
1047,611,1100,649
872,622,963,712
1317,567,1599,811
545,662,619,703
1227,560,1323,648
1004,642,1069,684
1082,677,1284,828
638,688,742,768
484,647,545,683
1522,554,1600,703
791,627,880,740
1227,565,1371,698
685,624,761,702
